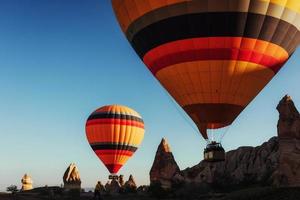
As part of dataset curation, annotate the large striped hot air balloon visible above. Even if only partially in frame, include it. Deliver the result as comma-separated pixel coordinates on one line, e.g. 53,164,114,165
85,105,145,174
111,0,300,161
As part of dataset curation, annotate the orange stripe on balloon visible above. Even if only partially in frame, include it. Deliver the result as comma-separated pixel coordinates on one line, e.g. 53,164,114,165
111,0,187,32
143,37,288,75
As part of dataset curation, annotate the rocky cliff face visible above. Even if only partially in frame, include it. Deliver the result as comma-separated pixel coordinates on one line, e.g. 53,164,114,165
175,137,279,187
277,95,300,139
63,163,81,190
150,95,300,188
276,95,300,186
150,138,180,188
106,179,121,194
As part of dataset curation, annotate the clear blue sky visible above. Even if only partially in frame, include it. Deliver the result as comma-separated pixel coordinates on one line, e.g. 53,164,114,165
0,0,300,191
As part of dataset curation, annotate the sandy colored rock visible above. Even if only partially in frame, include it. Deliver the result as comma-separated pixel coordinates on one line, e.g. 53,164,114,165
21,174,33,191
63,163,81,190
150,138,180,189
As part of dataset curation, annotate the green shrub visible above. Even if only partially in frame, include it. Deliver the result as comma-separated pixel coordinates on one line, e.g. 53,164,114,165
6,185,18,194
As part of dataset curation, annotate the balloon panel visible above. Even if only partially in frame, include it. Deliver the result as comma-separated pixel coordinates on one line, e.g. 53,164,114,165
85,105,145,174
112,0,300,139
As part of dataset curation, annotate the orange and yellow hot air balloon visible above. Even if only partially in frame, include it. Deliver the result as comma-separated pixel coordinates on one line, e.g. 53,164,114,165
111,0,300,161
85,105,145,174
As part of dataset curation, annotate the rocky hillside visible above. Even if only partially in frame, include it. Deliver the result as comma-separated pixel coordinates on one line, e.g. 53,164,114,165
150,95,300,189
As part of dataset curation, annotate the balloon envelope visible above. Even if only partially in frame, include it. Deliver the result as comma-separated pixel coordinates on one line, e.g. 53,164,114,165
112,0,300,139
85,105,145,174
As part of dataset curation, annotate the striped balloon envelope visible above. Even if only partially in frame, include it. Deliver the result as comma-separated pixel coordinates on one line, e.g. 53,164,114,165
111,0,300,140
85,105,145,174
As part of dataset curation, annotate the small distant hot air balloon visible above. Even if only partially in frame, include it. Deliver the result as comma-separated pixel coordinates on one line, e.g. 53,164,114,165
85,105,145,177
111,0,300,161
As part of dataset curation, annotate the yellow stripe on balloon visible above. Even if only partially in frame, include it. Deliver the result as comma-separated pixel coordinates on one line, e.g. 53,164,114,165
95,105,142,119
111,0,188,32
263,0,300,13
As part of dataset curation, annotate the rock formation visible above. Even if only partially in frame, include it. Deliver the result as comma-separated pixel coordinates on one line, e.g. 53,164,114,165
63,163,81,190
105,181,111,191
21,174,33,191
174,137,279,186
119,175,125,187
95,181,106,194
277,95,300,139
150,138,180,189
137,185,149,194
124,175,137,192
276,95,300,186
106,179,121,194
150,95,300,189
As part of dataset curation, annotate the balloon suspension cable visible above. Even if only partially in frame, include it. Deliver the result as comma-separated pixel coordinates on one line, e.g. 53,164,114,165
205,138,209,145
211,125,215,142
207,124,231,144
219,125,230,143
162,89,199,134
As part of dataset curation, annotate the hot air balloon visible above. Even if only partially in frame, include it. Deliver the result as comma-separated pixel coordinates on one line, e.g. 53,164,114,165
85,105,145,177
111,0,300,161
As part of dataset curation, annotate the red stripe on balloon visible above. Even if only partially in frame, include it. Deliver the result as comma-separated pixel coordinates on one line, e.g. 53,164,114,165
86,118,144,128
95,150,134,156
143,37,287,75
105,164,123,174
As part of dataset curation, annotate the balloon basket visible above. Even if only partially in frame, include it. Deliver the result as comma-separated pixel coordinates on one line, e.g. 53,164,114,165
203,142,225,162
108,174,119,180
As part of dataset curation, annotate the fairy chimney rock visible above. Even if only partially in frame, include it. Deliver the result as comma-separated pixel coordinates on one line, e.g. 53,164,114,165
276,95,300,186
63,163,81,190
161,138,172,152
119,175,125,187
124,174,137,192
21,174,33,191
107,179,121,194
150,138,180,189
277,95,300,139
